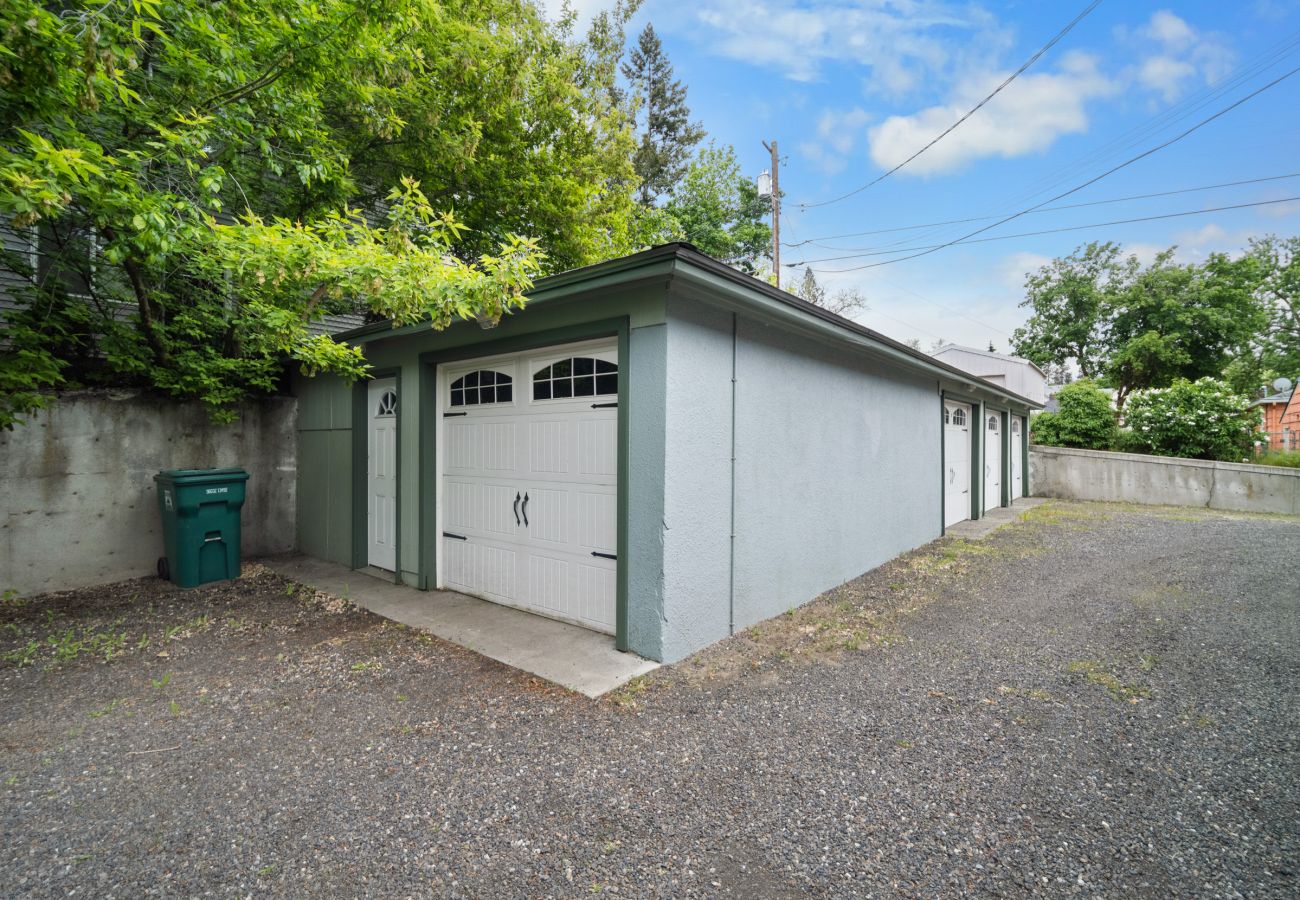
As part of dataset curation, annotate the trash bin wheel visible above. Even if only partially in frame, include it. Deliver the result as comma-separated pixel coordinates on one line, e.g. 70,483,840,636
157,556,170,581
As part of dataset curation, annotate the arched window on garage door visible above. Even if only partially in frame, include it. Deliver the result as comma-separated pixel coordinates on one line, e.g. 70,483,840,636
450,370,513,407
952,408,967,426
988,415,999,431
533,357,618,400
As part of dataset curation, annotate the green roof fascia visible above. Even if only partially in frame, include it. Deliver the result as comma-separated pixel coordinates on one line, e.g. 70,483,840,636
332,247,680,346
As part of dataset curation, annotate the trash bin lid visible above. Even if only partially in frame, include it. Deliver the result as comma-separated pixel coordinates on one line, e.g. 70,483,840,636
155,467,250,483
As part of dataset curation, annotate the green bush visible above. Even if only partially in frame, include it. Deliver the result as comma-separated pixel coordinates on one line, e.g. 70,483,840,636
1256,450,1300,468
1123,378,1258,461
1031,380,1116,449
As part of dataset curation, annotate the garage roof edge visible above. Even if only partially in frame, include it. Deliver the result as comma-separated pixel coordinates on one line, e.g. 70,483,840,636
333,243,1040,410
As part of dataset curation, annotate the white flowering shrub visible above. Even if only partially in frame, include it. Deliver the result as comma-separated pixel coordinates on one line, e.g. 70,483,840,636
1124,378,1261,461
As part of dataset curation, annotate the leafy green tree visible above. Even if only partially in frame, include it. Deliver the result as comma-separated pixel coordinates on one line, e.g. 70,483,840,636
1124,378,1258,461
1248,234,1300,379
663,143,770,271
1012,242,1129,379
621,23,704,206
1030,380,1115,449
1103,249,1264,411
0,0,640,426
1012,242,1265,413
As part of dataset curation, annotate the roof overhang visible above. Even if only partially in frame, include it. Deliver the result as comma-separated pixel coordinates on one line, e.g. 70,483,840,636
336,243,1042,411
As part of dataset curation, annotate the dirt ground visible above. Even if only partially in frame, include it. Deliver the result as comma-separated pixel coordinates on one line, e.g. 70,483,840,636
2,501,1298,897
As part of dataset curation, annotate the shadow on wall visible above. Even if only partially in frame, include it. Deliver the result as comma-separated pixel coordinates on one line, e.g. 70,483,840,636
0,390,297,596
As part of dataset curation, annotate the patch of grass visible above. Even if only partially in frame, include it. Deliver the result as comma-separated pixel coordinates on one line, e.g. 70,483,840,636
1139,653,1159,672
349,660,381,673
257,864,277,878
2,639,40,668
0,588,24,610
151,672,173,691
168,700,183,716
88,698,127,719
608,675,652,709
1066,660,1149,703
1017,502,1110,527
997,684,1055,702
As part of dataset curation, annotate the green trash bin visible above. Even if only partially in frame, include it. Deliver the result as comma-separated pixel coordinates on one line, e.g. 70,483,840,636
154,468,250,588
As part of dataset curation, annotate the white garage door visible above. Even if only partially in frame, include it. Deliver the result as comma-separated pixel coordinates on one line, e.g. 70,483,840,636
1010,416,1023,502
944,402,972,528
984,412,1002,512
438,340,618,634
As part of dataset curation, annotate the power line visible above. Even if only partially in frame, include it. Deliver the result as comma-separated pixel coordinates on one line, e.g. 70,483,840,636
867,28,1300,256
797,0,1103,211
794,196,1300,270
782,173,1300,248
803,65,1300,273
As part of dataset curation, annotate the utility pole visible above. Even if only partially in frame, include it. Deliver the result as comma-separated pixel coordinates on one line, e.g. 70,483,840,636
761,140,780,290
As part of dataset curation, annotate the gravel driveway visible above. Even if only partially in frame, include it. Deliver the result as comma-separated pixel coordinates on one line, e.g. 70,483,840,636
2,501,1297,897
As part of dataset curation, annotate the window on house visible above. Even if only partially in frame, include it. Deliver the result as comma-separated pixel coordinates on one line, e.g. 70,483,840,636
952,408,967,427
450,370,513,407
33,220,97,297
533,357,617,401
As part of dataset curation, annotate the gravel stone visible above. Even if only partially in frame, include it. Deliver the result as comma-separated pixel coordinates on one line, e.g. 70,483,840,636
1,501,1297,897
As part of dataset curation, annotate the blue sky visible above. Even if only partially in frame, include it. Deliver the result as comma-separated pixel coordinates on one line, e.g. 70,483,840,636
549,0,1300,353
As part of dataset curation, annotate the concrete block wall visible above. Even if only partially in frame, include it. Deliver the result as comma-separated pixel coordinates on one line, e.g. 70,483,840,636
1,391,297,596
1030,445,1300,516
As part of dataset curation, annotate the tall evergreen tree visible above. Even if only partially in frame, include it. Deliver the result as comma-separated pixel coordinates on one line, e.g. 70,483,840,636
621,24,704,205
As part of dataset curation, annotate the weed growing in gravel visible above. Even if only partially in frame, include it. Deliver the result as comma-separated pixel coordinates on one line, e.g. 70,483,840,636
1,588,24,610
151,672,173,691
1066,660,1149,702
88,698,126,718
1018,503,1111,527
350,661,381,673
608,675,652,709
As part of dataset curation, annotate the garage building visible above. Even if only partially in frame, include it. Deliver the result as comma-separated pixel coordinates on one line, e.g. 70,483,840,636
294,244,1038,663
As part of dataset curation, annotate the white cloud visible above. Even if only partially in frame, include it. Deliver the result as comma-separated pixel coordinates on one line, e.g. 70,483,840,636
687,0,1009,92
866,51,1117,176
799,107,872,174
1000,252,1051,290
1133,10,1233,102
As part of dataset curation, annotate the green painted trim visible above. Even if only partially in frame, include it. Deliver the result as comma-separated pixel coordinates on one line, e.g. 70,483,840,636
352,367,402,582
615,324,631,651
972,399,985,519
1021,414,1032,498
416,318,632,651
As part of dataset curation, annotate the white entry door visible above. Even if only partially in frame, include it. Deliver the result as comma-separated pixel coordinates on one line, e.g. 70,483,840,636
367,378,398,571
984,412,1002,512
943,402,971,528
439,340,618,634
1010,416,1023,502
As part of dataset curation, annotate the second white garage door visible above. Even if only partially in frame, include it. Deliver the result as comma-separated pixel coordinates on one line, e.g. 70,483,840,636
438,339,618,634
943,402,972,528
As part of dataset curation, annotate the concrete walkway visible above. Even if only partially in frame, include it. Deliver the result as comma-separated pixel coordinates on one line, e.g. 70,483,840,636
944,496,1049,540
265,555,658,698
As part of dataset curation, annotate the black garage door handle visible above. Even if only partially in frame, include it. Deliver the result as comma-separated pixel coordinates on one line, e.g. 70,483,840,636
521,492,529,527
513,492,521,526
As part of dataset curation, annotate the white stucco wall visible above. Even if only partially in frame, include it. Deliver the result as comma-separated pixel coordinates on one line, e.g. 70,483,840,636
656,298,944,662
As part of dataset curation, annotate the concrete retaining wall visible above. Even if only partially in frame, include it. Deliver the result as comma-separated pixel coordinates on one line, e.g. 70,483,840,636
1,391,297,596
1030,444,1300,515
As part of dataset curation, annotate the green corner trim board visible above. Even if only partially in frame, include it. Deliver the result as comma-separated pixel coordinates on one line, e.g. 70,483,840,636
293,243,1038,663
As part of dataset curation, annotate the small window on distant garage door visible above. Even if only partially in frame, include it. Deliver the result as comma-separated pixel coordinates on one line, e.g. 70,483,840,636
533,356,618,400
952,408,966,426
450,370,513,407
988,415,999,431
